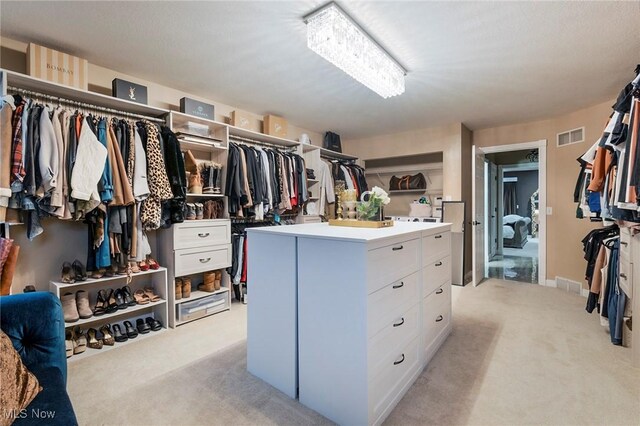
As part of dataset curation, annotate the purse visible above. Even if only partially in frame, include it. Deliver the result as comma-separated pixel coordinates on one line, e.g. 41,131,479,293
389,173,427,190
323,131,342,152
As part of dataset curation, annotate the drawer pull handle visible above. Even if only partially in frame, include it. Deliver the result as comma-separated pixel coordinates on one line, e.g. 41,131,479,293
393,318,405,327
435,234,443,239
393,354,405,365
620,273,627,280
392,245,404,251
199,258,211,263
435,315,444,322
436,288,444,295
198,233,210,238
392,282,404,289
621,241,628,246
435,261,443,267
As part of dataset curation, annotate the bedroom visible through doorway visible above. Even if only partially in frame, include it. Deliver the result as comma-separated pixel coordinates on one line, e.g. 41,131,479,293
485,149,540,284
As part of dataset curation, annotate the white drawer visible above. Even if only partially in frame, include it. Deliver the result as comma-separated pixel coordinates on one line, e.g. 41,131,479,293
422,255,451,297
368,272,420,338
174,220,230,250
367,238,420,294
175,245,231,276
370,336,421,422
620,259,633,299
423,283,451,351
422,231,451,265
369,303,420,378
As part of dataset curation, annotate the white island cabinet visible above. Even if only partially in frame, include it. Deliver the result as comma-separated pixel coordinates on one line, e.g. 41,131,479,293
247,222,452,425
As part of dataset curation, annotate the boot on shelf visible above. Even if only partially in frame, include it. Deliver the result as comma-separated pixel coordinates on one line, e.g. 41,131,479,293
184,150,202,194
213,165,222,194
182,276,191,298
198,271,216,292
76,290,93,319
203,200,212,220
175,278,183,300
195,203,204,220
214,270,222,291
62,292,80,323
185,203,196,220
201,163,214,194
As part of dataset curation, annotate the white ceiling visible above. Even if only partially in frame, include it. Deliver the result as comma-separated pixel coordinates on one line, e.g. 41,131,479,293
1,1,638,139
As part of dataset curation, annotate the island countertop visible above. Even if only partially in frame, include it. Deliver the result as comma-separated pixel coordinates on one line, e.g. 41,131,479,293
246,221,451,243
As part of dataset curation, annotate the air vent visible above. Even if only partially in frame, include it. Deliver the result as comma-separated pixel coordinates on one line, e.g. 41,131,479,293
557,127,584,147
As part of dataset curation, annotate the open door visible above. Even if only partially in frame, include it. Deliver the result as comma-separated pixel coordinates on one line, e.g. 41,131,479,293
472,145,486,286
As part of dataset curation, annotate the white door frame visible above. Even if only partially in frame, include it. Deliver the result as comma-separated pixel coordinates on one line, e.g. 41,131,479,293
475,140,547,285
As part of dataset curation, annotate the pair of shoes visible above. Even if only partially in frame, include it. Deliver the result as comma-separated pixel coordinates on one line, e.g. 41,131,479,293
113,321,138,341
138,257,160,271
133,287,161,305
134,317,163,334
93,286,135,315
60,260,87,283
198,270,222,292
175,277,191,300
200,163,223,194
185,203,197,220
202,199,224,219
86,325,115,349
62,290,93,322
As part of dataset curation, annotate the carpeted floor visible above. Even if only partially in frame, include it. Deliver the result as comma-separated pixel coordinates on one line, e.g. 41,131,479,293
68,279,640,425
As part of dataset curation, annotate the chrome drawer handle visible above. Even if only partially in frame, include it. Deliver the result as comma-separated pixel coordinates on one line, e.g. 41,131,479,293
198,233,210,238
435,261,443,267
434,234,443,239
620,273,627,280
393,318,405,327
436,288,444,294
392,245,404,251
435,315,444,322
392,282,404,289
621,241,628,246
199,258,211,263
393,354,405,365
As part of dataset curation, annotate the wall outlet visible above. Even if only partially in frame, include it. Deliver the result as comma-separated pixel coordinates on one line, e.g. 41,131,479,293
546,207,553,215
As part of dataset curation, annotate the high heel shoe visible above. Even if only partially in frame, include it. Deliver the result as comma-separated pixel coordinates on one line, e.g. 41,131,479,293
105,289,119,314
147,258,160,270
93,289,108,316
99,324,115,346
138,260,149,272
73,326,87,354
122,286,136,306
61,262,75,284
87,328,103,350
114,288,127,310
72,260,87,281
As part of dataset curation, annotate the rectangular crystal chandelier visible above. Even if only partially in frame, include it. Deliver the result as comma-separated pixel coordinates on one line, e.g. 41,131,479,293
304,2,406,99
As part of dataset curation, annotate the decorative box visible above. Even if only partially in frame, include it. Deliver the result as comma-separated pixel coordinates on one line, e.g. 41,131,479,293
263,114,288,137
112,78,148,104
27,43,88,90
180,97,215,120
230,110,252,129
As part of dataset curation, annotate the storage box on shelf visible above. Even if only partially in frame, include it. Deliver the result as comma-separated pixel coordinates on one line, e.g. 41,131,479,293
49,267,168,362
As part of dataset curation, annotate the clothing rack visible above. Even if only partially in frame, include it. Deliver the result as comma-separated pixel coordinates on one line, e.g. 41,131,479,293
229,135,298,152
6,85,166,123
321,154,356,163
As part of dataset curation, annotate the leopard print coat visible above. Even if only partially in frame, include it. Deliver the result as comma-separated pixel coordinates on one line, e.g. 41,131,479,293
140,122,173,230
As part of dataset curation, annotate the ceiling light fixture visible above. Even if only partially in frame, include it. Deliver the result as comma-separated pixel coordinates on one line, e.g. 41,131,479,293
304,2,406,99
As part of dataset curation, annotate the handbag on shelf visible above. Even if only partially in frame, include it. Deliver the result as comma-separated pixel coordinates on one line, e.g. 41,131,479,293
389,173,427,190
323,131,342,153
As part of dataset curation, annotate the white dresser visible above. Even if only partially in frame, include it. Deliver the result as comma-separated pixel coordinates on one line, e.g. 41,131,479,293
247,222,452,425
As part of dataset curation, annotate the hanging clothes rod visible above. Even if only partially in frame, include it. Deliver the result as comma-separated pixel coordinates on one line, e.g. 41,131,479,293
229,135,298,152
6,85,166,123
321,154,356,163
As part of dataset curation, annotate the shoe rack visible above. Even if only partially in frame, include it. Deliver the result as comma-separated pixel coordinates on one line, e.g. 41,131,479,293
49,268,168,362
159,112,232,328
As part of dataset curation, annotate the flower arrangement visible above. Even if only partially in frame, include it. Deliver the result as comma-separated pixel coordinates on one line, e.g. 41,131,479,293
357,186,391,221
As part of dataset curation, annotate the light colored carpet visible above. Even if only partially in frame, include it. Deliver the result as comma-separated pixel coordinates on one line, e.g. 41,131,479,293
68,280,640,425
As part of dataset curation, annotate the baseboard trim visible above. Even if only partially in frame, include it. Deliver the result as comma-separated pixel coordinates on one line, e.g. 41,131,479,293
545,279,557,288
581,288,589,298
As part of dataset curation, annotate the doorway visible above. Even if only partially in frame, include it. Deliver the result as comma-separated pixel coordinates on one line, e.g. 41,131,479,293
472,141,546,286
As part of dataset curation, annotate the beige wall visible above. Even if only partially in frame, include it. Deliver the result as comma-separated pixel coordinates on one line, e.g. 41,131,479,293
474,100,613,283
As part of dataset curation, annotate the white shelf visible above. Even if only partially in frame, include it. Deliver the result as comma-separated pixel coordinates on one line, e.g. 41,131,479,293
186,193,225,198
170,111,227,131
50,267,167,290
307,179,319,183
309,197,319,201
319,147,358,161
228,125,300,147
3,69,169,118
178,138,226,152
302,144,320,153
67,327,167,363
63,299,166,327
389,189,428,194
174,287,230,305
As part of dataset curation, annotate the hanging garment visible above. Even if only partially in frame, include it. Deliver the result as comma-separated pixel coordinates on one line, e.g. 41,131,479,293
139,121,172,230
70,117,107,202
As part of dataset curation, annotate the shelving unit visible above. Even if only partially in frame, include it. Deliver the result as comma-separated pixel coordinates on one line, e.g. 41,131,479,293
49,268,168,362
67,328,168,362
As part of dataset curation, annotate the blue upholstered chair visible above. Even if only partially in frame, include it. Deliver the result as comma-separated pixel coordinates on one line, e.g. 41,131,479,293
0,292,78,425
